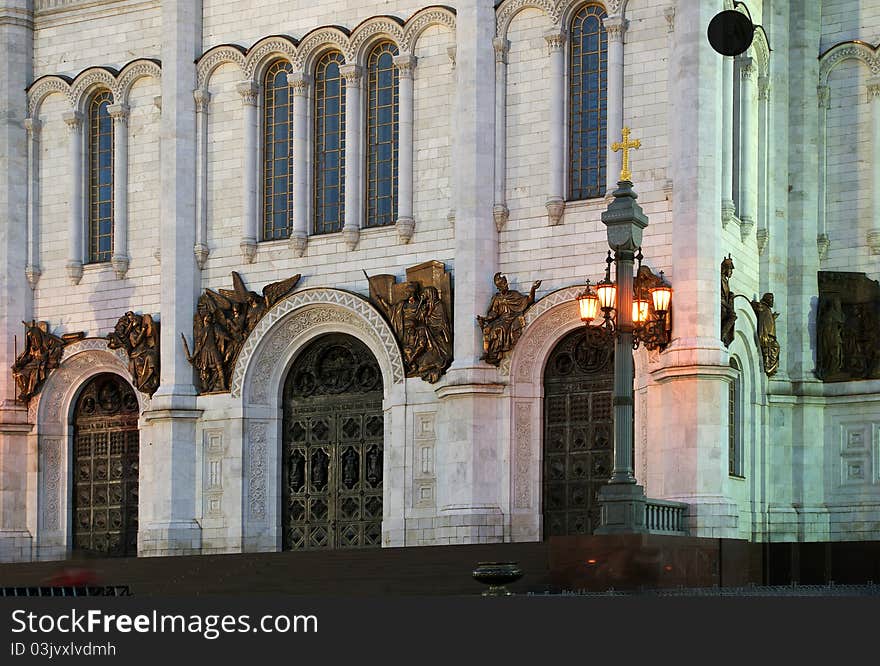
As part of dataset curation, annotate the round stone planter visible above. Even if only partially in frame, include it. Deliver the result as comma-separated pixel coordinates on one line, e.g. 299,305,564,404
472,561,523,596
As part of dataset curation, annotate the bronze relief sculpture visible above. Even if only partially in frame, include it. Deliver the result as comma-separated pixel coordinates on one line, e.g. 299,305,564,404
107,311,160,395
183,271,302,393
720,255,736,348
12,320,84,402
750,292,780,376
366,260,453,383
477,273,541,366
817,271,880,381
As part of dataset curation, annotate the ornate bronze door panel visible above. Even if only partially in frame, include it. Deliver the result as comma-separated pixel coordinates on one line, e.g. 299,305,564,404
73,374,140,556
543,329,614,537
283,334,383,550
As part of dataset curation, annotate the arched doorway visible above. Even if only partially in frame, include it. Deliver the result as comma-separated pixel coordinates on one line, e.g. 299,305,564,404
543,328,614,537
282,333,383,550
72,373,140,556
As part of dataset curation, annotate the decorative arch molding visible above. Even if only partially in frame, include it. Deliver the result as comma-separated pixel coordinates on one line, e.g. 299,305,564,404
195,5,457,90
819,40,880,85
495,0,559,41
350,15,406,63
30,339,147,430
295,26,353,71
502,287,583,382
233,288,405,404
400,5,457,52
196,44,248,90
242,35,299,82
27,58,162,118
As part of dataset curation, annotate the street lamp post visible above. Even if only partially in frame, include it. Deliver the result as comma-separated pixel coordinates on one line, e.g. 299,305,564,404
577,127,673,534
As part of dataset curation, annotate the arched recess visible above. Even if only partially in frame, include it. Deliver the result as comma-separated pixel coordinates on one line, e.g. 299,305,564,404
234,288,405,551
28,339,147,560
725,302,766,539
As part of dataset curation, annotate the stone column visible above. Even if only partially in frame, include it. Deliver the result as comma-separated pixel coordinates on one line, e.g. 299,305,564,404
24,118,41,288
436,0,503,541
650,0,736,537
868,77,880,254
193,89,210,269
545,27,565,225
63,110,84,284
237,81,258,262
140,0,203,557
108,103,129,278
393,54,417,243
0,0,35,562
340,64,361,250
721,56,736,226
785,0,824,534
756,76,770,254
492,37,508,231
737,55,757,241
815,85,830,258
603,16,627,196
289,72,309,257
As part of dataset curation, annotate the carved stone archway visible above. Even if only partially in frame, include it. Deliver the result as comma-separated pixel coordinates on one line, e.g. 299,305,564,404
29,339,147,560
234,288,405,552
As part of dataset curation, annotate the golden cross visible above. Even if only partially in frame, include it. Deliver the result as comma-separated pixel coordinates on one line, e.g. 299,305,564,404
611,126,641,183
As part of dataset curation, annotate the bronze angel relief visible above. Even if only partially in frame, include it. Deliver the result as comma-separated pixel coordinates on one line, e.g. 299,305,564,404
182,271,301,393
477,273,541,366
12,320,85,402
366,261,453,383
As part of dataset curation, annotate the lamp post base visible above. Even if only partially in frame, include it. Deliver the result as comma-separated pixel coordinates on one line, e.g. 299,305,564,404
594,483,648,535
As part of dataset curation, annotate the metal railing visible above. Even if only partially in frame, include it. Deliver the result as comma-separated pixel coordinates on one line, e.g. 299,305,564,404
645,498,688,535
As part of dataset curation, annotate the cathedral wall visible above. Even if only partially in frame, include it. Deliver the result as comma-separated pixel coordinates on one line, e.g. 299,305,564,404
32,77,162,338
822,59,875,277
33,1,161,79
499,0,673,302
820,0,880,53
202,0,434,52
200,24,456,298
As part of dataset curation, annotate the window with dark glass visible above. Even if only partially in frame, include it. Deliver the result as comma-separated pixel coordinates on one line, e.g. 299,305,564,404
569,3,607,200
88,90,113,263
366,41,399,229
729,358,743,476
314,51,346,235
263,60,295,240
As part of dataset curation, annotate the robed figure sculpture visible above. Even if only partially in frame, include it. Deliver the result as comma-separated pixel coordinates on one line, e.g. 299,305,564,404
477,273,541,366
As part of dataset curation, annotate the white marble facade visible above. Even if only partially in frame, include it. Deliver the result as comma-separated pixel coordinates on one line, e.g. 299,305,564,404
1,0,880,561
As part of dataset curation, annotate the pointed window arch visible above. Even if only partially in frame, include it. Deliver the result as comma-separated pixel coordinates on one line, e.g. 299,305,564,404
88,90,114,263
365,41,399,229
263,59,295,240
729,358,743,477
314,50,346,235
569,3,608,200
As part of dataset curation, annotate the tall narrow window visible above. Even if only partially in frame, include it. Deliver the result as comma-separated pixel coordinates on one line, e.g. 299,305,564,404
569,3,607,200
314,51,346,235
366,41,399,228
263,60,295,240
729,358,743,476
88,90,113,263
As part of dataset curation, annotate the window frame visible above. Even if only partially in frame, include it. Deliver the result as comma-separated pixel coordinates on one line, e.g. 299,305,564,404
364,40,400,229
313,50,347,236
262,59,296,241
86,89,114,264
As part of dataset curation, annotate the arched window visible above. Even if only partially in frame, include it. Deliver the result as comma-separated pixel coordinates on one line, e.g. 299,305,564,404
314,51,346,235
728,358,743,477
88,90,113,263
569,3,607,200
365,41,399,228
263,60,295,240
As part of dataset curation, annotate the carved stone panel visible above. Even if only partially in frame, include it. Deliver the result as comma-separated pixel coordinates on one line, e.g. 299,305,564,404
818,272,880,381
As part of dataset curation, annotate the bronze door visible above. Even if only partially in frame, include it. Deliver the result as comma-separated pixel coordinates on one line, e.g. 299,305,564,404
282,334,383,550
72,373,140,556
543,328,614,537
